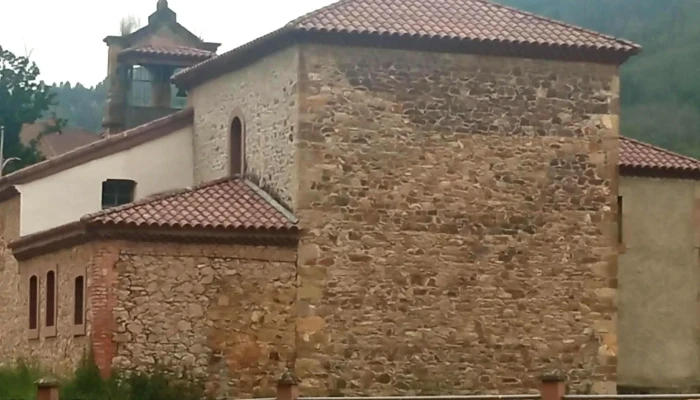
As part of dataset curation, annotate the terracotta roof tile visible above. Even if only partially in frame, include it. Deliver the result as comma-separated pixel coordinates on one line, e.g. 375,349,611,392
84,177,298,231
290,0,639,52
174,0,639,86
619,136,700,175
120,45,214,59
18,120,100,158
38,130,101,158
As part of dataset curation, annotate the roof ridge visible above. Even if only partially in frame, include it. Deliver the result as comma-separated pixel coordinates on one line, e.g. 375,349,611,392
287,0,351,27
127,44,212,51
174,0,641,88
482,0,640,49
82,175,237,223
243,180,298,223
620,136,700,165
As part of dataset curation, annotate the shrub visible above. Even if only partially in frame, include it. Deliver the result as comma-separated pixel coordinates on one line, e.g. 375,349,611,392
0,360,43,400
120,369,209,400
60,352,124,400
0,353,210,400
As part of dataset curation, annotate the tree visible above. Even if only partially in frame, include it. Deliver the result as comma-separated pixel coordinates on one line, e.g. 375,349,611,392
0,45,64,173
48,80,106,133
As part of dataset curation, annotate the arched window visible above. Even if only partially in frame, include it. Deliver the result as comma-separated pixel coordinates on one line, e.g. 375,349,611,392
28,275,38,331
45,270,57,337
73,274,87,336
230,116,245,175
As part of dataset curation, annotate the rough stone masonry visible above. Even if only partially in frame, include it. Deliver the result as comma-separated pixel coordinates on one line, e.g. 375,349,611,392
293,44,620,395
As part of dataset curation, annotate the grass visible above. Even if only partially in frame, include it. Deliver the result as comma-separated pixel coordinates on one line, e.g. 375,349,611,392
0,354,211,400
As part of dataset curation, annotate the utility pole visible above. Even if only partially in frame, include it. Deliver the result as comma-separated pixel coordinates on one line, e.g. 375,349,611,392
0,125,21,177
1,125,5,178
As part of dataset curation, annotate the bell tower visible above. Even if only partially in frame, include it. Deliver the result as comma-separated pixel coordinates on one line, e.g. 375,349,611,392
102,1,220,134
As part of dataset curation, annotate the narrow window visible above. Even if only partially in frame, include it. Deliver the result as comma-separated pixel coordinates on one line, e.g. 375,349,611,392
102,179,136,209
28,275,38,331
617,195,623,244
46,271,56,327
230,117,245,175
128,65,153,107
74,276,84,325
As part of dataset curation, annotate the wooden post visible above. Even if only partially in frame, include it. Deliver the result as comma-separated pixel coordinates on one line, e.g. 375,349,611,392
36,377,60,400
277,369,300,400
539,370,566,400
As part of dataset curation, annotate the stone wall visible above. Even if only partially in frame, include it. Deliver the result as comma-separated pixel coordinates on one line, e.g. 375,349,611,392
0,196,24,364
111,242,297,398
617,176,700,392
295,44,620,395
189,46,299,208
0,195,92,373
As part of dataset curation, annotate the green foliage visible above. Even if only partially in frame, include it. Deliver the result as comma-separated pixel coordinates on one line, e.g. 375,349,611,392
0,46,58,172
60,352,124,400
0,354,211,400
0,360,42,400
496,0,700,158
47,80,107,134
120,369,209,400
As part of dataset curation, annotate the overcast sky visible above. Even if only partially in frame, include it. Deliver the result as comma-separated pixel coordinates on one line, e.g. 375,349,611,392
0,0,335,87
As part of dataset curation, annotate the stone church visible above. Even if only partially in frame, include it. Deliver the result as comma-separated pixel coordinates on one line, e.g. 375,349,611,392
1,0,699,396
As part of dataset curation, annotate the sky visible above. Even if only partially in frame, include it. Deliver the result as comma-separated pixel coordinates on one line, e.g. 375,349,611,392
0,0,335,87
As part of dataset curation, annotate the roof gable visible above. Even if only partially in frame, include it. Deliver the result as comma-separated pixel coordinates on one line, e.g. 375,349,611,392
103,3,220,53
174,0,639,88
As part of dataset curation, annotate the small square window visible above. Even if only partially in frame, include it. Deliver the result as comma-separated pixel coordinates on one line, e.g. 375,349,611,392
102,179,136,209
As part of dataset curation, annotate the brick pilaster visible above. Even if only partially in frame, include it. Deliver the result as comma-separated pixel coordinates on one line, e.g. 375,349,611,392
90,244,120,378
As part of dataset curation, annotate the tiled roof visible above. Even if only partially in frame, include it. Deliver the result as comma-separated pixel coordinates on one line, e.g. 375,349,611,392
19,122,101,159
40,131,101,158
619,136,700,175
84,177,298,231
174,0,639,87
290,0,639,52
120,45,214,59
